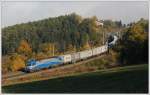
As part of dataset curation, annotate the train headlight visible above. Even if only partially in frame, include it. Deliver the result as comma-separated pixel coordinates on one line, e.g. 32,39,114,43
25,66,33,71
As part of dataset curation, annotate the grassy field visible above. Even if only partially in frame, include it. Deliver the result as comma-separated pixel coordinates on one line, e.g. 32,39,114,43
2,64,148,93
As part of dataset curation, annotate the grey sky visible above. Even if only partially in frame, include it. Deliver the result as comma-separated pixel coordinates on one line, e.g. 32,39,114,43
2,1,149,28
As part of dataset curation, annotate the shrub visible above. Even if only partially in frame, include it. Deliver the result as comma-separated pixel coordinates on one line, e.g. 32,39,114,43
7,54,25,72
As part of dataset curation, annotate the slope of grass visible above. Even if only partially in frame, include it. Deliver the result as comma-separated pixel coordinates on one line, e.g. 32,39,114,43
2,64,148,93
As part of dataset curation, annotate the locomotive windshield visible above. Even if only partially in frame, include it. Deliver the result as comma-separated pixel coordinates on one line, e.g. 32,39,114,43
27,59,36,66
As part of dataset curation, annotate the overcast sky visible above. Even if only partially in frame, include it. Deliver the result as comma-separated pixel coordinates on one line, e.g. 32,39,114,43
2,1,149,28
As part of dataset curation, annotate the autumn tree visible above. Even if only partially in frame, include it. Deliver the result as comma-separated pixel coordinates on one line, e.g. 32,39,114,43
5,54,25,72
66,44,76,52
39,43,55,56
82,42,90,50
81,34,90,50
90,16,99,32
118,18,148,64
17,40,32,56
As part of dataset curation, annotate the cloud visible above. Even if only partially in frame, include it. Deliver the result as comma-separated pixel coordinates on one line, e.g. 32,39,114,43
2,1,148,27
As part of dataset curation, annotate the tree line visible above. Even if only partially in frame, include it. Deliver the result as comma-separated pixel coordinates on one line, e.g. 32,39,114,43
2,13,123,57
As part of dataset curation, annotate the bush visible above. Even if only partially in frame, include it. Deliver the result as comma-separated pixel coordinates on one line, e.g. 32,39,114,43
5,54,26,72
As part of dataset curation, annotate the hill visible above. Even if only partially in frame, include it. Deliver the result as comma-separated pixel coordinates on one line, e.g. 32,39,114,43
2,64,148,93
2,13,124,73
2,13,123,56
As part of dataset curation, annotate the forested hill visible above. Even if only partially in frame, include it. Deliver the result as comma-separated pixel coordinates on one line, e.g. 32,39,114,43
2,13,123,56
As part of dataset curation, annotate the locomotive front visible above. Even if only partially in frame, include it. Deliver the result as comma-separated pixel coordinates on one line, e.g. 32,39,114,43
25,59,37,72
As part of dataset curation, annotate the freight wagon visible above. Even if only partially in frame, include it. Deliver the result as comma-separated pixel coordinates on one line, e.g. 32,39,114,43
79,50,93,59
59,54,72,63
101,45,108,53
71,52,80,63
92,47,102,56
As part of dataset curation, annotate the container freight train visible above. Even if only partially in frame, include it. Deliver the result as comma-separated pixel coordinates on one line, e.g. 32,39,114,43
25,35,118,72
25,45,108,72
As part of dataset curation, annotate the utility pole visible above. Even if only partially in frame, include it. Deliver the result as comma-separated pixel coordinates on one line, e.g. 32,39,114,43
103,30,105,45
53,43,55,56
102,24,105,45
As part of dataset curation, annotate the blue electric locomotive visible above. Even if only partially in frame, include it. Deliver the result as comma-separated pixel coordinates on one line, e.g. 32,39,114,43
25,57,63,72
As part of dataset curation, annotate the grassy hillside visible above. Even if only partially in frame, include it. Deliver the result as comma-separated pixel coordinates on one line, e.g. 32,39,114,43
2,64,148,93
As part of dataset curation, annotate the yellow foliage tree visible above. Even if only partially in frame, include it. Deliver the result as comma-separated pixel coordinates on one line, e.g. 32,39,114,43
7,54,25,71
130,23,147,42
17,40,32,56
82,42,90,50
67,44,76,52
40,43,55,56
91,16,99,32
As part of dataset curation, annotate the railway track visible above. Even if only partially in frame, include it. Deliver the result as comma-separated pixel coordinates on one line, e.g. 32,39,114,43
2,54,107,86
2,72,26,79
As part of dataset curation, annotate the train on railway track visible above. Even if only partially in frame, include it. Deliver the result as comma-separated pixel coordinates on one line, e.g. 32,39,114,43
25,35,118,72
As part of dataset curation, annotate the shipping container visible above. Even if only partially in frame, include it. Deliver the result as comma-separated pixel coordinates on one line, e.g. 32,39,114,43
92,47,99,56
104,45,108,52
79,50,92,59
101,45,108,53
71,52,80,62
60,54,72,63
93,46,102,55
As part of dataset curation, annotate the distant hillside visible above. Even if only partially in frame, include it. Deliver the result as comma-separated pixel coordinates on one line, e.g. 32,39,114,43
2,13,123,56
